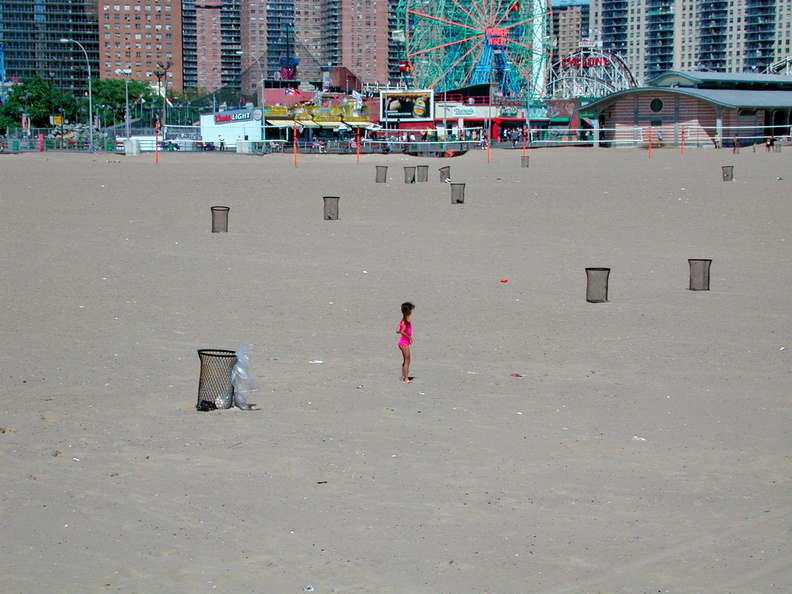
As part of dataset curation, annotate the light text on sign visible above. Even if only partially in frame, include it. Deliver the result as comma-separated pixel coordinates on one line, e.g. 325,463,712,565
214,111,253,124
561,57,611,68
486,27,508,46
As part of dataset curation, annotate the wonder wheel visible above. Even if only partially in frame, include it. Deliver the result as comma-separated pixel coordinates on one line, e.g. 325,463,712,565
398,0,553,99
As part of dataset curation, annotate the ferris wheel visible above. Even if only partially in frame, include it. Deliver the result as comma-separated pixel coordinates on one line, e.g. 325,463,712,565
397,0,552,99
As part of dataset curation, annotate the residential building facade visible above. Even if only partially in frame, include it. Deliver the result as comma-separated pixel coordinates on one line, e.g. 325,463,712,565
591,0,792,84
552,0,592,60
98,0,183,91
0,0,99,97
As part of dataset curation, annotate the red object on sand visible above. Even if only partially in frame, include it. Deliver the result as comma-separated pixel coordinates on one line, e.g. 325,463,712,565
500,279,508,283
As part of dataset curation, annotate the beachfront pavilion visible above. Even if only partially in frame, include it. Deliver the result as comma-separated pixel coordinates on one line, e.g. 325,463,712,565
581,71,792,148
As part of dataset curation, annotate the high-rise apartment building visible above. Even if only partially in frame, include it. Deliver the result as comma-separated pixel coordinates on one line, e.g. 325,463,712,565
0,0,99,97
182,0,241,94
592,0,792,84
236,0,395,96
97,0,183,91
553,0,591,60
335,0,390,86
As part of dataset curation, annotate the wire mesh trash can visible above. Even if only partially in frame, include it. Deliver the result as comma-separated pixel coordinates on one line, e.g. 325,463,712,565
451,182,465,204
404,166,416,184
197,349,236,410
721,166,734,182
439,166,451,183
211,206,230,232
688,259,712,291
417,165,429,182
323,196,340,220
521,156,530,168
585,268,610,303
375,165,388,183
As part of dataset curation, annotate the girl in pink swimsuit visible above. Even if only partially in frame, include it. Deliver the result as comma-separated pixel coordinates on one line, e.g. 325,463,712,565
396,302,415,382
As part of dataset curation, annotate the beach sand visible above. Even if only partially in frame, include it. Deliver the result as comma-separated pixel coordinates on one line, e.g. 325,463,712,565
1,146,790,592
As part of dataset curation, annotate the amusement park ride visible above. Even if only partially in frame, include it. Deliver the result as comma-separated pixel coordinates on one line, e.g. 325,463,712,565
395,1,636,103
396,0,553,99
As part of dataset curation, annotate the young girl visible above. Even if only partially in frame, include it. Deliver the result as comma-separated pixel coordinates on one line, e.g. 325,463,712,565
396,302,415,382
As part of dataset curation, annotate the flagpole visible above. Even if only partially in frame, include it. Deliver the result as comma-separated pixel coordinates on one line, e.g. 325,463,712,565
293,121,298,167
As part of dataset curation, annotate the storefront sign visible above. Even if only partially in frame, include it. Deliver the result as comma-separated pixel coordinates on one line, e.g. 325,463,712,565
453,106,476,116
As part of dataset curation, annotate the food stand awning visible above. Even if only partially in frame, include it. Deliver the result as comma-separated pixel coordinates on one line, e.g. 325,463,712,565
266,119,296,128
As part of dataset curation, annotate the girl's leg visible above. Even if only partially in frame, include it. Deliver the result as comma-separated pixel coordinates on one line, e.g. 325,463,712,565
399,345,411,382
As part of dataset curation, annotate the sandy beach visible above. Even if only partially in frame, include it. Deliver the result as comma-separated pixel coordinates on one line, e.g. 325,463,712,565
1,145,790,593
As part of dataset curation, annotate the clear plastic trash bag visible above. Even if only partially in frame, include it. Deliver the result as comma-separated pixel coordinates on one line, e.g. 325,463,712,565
232,343,260,410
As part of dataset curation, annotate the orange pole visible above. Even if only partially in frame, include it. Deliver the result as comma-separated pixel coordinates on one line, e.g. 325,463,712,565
647,127,652,159
522,126,527,157
680,126,685,154
356,128,360,163
155,121,159,164
486,127,491,163
293,122,298,167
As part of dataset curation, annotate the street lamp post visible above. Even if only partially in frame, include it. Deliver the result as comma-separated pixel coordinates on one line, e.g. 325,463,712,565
153,61,172,127
236,50,265,108
60,38,93,151
115,69,132,139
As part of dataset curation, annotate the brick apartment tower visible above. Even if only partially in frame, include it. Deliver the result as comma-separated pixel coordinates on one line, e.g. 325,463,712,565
237,0,395,95
193,0,224,92
97,0,183,91
336,0,391,87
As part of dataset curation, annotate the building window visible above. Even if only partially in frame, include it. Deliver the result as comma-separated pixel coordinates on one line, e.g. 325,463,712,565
650,98,664,113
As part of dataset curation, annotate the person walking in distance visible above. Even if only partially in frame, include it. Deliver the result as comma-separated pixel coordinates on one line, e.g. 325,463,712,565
396,302,415,382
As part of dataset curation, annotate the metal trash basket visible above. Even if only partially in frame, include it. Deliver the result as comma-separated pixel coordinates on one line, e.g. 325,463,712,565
323,196,340,220
375,165,388,183
721,166,734,182
688,259,712,291
439,166,451,183
404,166,416,184
585,267,610,303
451,182,465,204
417,165,429,182
521,156,530,168
211,206,230,232
197,349,236,410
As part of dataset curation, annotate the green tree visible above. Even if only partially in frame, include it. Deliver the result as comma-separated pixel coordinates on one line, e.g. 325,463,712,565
0,77,77,133
92,78,154,128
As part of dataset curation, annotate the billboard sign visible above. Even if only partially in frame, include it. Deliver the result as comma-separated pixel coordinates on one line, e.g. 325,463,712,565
380,90,434,122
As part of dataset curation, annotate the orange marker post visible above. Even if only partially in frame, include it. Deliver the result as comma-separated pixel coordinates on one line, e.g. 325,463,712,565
680,126,685,155
155,121,159,164
648,127,653,159
356,127,361,163
522,126,527,157
486,127,491,163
